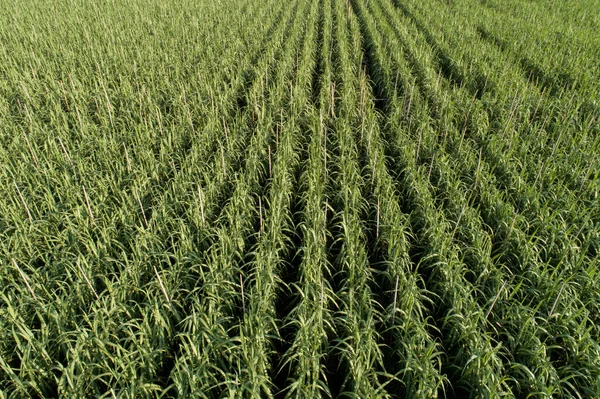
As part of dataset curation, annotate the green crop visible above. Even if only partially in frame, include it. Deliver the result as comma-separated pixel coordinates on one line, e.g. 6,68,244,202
1,0,598,397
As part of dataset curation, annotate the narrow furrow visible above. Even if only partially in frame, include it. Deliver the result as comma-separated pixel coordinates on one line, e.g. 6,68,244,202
280,0,337,396
357,59,448,399
281,119,334,398
340,2,447,397
228,0,320,396
170,0,314,395
325,2,394,396
352,0,513,396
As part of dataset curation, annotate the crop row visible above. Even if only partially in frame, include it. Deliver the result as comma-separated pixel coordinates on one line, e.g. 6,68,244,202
0,0,598,398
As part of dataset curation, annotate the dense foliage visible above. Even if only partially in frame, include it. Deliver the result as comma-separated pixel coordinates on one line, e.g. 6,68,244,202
0,0,599,397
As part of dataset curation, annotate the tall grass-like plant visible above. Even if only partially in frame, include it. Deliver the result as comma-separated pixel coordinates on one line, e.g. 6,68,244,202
1,0,598,397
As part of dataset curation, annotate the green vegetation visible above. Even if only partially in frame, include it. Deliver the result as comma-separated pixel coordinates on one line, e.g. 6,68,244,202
0,0,598,397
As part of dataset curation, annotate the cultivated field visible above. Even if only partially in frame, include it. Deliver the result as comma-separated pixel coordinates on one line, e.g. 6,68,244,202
0,0,599,397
